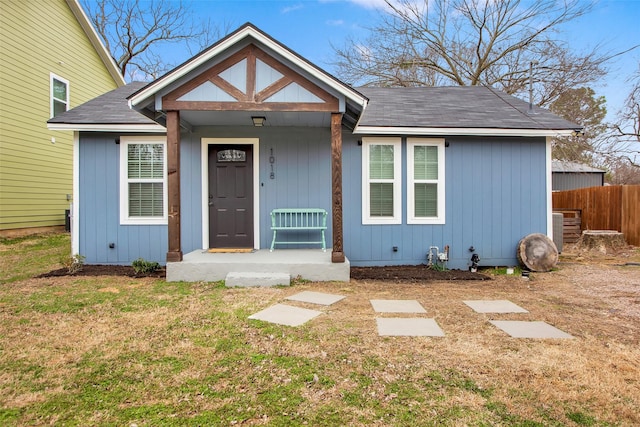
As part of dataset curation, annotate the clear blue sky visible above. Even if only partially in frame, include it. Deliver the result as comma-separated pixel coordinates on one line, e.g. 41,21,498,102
102,0,640,120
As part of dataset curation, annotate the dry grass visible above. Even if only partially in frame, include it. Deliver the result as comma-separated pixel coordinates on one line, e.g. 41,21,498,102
0,235,639,426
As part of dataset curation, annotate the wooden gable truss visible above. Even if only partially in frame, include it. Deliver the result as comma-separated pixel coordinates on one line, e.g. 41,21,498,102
163,44,345,264
163,45,339,113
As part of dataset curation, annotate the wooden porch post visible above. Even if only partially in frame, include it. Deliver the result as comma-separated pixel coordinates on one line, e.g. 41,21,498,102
331,112,345,263
166,110,183,262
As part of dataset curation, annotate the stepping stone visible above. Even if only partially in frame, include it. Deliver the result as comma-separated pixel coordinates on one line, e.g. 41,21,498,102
248,304,321,327
463,300,528,313
370,299,427,313
286,291,345,306
376,318,445,337
489,320,573,339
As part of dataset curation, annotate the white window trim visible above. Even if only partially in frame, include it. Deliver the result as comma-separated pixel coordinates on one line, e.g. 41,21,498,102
50,73,69,118
407,138,446,224
119,136,168,225
362,137,402,225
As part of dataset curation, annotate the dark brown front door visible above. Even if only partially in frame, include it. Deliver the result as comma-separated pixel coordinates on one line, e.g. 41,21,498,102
209,145,253,248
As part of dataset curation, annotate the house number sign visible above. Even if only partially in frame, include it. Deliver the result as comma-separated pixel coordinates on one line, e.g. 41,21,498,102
217,149,246,162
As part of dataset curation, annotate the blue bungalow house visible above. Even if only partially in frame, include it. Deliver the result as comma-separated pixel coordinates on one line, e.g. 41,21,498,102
48,23,581,282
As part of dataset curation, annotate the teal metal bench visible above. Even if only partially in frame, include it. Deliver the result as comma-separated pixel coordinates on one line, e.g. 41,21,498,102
270,208,327,252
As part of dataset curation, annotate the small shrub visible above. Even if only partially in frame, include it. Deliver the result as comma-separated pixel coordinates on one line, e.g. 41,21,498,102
132,258,160,275
60,254,85,274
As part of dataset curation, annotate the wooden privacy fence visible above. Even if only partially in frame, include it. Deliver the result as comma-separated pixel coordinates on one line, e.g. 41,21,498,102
552,185,640,246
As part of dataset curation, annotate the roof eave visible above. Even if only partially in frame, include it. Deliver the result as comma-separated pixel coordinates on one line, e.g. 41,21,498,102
353,126,580,137
128,24,367,109
47,123,166,132
65,0,125,87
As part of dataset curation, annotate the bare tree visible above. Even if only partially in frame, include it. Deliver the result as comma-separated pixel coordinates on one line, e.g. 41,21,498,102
607,67,640,167
333,0,609,106
84,0,229,82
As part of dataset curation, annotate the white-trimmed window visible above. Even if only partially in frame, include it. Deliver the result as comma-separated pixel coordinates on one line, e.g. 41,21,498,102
407,138,445,224
362,137,402,224
50,73,69,118
119,136,168,225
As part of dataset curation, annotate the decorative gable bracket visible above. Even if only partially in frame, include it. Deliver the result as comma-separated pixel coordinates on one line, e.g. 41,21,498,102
162,45,339,112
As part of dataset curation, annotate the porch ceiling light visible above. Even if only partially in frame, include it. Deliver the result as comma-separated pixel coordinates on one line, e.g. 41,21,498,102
251,116,266,127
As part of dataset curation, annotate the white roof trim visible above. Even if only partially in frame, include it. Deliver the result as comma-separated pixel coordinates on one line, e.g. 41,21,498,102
65,0,125,87
47,123,166,132
128,25,367,108
353,126,579,137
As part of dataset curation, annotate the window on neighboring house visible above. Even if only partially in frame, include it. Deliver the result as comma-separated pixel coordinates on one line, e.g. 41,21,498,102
362,137,401,224
407,138,445,224
119,136,168,225
50,74,69,118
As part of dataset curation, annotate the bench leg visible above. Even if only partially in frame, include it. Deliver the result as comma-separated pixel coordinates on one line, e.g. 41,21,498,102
270,230,277,252
321,230,326,252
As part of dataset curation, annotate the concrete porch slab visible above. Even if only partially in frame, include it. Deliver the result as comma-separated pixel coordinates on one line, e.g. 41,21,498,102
370,299,427,313
167,249,350,282
376,318,445,337
248,304,322,327
463,300,529,313
285,291,345,306
489,321,573,339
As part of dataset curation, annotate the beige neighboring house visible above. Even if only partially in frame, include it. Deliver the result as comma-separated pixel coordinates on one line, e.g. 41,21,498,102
0,0,124,237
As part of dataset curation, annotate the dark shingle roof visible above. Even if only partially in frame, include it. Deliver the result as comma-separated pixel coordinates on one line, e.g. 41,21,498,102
357,86,579,130
49,82,579,132
48,82,155,125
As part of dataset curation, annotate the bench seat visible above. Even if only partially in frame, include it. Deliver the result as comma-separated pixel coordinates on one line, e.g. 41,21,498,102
270,208,327,251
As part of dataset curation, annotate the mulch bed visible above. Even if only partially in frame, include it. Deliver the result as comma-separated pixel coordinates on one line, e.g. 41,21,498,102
350,265,490,282
38,265,166,279
38,264,489,282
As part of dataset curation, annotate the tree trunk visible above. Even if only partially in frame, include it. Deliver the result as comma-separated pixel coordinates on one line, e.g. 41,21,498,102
517,233,559,272
576,230,626,254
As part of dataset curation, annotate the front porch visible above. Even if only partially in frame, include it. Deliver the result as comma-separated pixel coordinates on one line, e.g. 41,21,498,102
166,249,350,283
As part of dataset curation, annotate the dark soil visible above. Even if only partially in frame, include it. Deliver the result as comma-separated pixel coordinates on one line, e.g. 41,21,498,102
350,265,490,282
38,265,166,279
38,264,489,282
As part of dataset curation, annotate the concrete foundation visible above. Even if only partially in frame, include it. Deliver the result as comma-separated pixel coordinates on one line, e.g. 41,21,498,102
166,249,350,282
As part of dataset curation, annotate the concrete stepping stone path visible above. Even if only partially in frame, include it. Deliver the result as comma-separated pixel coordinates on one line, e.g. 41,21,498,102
370,299,427,313
286,291,345,306
463,300,529,313
490,320,573,339
248,304,322,327
376,318,445,337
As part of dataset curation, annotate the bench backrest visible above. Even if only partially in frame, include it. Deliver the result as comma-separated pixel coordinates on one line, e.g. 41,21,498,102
271,208,327,229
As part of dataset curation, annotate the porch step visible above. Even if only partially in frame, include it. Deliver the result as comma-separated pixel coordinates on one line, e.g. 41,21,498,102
225,272,291,288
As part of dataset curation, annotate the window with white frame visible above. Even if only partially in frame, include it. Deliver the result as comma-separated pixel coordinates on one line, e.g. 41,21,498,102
407,138,445,224
362,137,402,224
50,74,69,118
119,136,167,225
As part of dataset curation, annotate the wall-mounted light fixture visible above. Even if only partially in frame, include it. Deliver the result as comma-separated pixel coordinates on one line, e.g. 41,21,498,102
251,116,266,127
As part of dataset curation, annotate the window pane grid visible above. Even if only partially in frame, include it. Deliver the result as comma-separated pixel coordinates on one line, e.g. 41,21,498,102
128,144,164,179
370,183,394,217
369,144,394,180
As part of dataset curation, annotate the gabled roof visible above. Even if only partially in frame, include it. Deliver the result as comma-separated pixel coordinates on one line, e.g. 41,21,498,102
65,0,125,87
47,82,164,132
128,22,367,111
355,86,581,137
